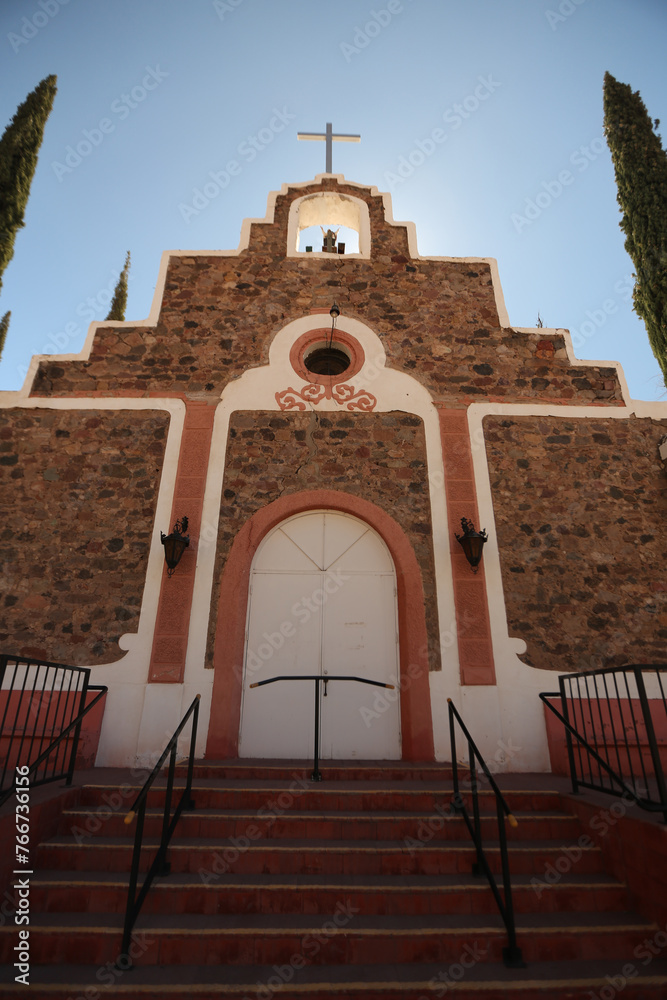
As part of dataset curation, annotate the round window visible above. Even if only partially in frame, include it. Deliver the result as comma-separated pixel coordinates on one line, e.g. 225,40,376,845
303,346,351,376
290,329,364,385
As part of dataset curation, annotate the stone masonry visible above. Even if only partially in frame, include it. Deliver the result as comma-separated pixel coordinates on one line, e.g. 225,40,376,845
484,414,667,671
0,408,169,664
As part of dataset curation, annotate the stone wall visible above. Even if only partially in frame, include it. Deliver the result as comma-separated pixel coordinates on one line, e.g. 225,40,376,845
484,414,667,671
29,179,622,409
205,409,440,668
0,408,169,664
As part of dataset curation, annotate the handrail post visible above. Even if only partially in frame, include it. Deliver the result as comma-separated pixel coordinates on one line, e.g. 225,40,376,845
183,702,199,810
65,713,84,787
449,701,462,811
312,678,322,782
65,673,88,787
121,799,146,964
469,741,483,877
560,674,579,795
158,745,175,876
497,796,523,968
184,697,198,810
634,667,667,824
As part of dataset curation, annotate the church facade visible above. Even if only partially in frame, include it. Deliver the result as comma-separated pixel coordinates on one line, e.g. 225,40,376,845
1,174,665,771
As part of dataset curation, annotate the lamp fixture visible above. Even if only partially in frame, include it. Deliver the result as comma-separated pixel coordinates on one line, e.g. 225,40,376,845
160,516,190,577
455,517,488,573
326,300,340,361
329,301,339,346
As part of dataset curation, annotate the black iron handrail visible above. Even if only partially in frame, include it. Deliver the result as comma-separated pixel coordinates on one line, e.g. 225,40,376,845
0,653,108,806
447,699,524,969
540,663,667,823
121,694,200,962
250,674,395,781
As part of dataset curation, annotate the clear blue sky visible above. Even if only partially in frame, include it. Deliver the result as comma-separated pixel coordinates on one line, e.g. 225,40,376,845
0,0,665,398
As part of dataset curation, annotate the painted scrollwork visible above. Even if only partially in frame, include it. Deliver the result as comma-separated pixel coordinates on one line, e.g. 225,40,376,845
331,384,377,411
275,384,326,410
276,382,377,412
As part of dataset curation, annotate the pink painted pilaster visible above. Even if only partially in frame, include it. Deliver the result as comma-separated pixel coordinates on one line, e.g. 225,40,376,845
437,407,496,686
148,400,216,683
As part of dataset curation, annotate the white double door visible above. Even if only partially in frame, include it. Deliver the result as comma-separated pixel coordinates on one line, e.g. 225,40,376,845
238,510,401,759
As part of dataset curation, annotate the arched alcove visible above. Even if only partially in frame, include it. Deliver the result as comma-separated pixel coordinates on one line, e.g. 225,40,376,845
287,192,371,258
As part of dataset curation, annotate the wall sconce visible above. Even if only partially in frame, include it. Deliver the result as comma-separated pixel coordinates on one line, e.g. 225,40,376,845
455,517,488,573
161,516,189,577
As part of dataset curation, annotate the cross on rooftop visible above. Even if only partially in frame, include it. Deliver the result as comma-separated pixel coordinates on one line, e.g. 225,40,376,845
297,122,360,174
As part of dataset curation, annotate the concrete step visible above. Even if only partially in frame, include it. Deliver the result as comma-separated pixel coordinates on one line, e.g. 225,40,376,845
77,781,566,813
2,959,667,1000
58,805,582,842
0,910,659,967
29,869,630,916
176,762,457,782
34,835,606,876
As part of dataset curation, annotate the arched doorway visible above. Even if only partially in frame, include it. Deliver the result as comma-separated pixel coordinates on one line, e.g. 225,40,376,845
238,510,401,759
206,489,434,761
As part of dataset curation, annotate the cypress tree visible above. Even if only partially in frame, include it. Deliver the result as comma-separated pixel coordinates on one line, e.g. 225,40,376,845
603,71,667,387
0,310,9,359
105,251,131,321
0,75,57,295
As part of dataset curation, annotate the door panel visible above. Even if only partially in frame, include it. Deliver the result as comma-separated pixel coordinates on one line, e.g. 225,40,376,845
253,528,320,573
238,571,322,759
322,516,368,569
320,573,400,759
280,516,326,569
326,528,394,574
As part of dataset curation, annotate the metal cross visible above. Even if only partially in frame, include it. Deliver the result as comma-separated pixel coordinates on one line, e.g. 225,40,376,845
297,122,361,174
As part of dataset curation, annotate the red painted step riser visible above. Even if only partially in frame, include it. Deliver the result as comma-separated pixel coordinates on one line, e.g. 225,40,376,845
29,883,629,916
2,927,655,967
177,767,457,781
35,845,604,876
77,788,565,812
57,812,582,842
5,989,667,1000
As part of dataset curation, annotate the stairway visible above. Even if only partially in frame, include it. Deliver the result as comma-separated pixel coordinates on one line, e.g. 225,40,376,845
2,761,667,998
